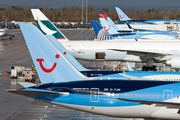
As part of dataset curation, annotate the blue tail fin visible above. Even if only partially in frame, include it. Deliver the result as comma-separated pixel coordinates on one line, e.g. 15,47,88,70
91,20,114,40
115,7,131,21
98,10,122,31
45,35,88,72
19,22,87,84
91,20,103,37
106,17,122,31
99,18,119,35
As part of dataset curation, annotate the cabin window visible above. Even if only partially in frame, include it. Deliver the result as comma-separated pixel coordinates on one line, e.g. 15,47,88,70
145,94,147,97
141,94,143,97
137,94,139,97
133,94,135,97
129,94,131,97
149,94,151,98
157,94,159,98
177,95,179,98
153,94,155,98
125,93,127,97
116,93,119,97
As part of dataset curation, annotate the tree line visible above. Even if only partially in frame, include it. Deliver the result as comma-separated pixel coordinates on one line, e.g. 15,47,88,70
0,6,180,22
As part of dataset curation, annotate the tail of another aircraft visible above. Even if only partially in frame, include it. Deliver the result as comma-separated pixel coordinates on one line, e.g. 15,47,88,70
98,10,108,20
99,18,119,35
115,7,131,21
45,35,88,72
98,10,122,31
19,22,87,84
91,20,114,40
31,9,68,41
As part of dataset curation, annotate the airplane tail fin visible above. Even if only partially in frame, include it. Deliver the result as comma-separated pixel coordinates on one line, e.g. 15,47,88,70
98,10,122,31
31,9,68,41
98,10,108,20
106,17,123,31
91,20,114,40
45,35,88,72
99,18,119,35
19,22,87,84
115,7,131,21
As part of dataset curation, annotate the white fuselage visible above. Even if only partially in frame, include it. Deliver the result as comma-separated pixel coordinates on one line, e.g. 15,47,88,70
116,24,173,31
60,40,180,62
0,28,8,37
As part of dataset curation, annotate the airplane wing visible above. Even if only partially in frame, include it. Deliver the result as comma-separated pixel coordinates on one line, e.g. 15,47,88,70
8,89,69,97
116,98,180,110
109,49,172,60
119,73,148,80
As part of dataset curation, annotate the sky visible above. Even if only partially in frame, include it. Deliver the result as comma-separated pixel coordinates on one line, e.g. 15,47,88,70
0,0,180,11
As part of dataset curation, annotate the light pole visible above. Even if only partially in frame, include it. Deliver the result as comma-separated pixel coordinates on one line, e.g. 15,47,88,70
86,0,88,23
82,0,83,24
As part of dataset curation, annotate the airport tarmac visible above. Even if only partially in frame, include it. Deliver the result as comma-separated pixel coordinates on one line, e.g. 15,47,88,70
0,29,132,120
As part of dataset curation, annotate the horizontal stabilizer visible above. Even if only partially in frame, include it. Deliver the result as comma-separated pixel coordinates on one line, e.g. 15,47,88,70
8,89,69,97
18,82,36,88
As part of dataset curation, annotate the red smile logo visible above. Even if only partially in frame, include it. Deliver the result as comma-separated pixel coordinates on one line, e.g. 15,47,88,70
103,27,110,31
36,54,60,73
119,14,125,19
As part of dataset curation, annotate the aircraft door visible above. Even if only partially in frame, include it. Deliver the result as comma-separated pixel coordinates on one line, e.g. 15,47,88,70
90,88,99,102
95,52,105,60
163,90,172,102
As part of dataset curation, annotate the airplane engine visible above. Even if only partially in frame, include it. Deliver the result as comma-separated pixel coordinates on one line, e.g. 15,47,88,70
166,56,180,69
11,34,15,38
9,34,15,39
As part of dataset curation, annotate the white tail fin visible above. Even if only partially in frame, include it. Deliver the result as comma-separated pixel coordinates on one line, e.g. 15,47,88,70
31,9,68,41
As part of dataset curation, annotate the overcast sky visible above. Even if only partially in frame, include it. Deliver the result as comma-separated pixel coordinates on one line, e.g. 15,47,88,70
0,0,180,11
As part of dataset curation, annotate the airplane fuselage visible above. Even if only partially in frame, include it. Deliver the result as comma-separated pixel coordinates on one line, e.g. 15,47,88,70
27,80,180,119
0,28,8,37
60,40,180,61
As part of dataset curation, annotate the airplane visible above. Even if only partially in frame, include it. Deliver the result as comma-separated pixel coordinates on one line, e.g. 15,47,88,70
45,28,180,81
8,22,180,120
98,18,180,40
0,28,15,39
42,23,180,81
115,7,180,25
31,9,180,71
98,10,180,40
0,20,15,39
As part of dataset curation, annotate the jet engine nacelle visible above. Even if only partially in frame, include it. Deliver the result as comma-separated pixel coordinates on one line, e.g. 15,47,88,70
9,34,15,39
166,56,180,69
11,34,15,38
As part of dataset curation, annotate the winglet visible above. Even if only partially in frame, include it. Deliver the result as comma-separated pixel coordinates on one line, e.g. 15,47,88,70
127,62,134,71
125,21,133,29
